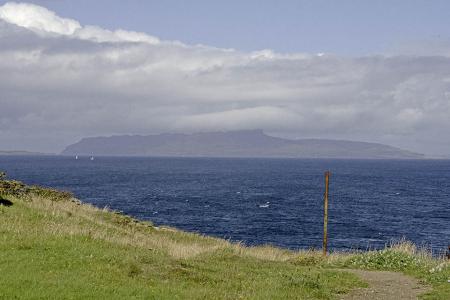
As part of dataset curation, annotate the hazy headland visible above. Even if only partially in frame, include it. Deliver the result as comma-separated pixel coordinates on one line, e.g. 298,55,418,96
62,130,424,159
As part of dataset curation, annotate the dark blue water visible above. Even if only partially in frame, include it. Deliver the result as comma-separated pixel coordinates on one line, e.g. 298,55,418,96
1,156,449,253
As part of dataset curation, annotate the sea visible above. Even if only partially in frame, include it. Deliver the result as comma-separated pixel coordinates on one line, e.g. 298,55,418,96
1,156,449,254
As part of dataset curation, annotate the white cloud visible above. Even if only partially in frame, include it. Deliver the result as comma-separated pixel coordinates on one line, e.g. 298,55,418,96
0,2,450,155
0,2,160,43
0,2,81,35
174,106,301,132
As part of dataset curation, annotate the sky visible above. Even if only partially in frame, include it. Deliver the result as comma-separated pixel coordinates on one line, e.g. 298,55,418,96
4,0,450,56
0,1,450,155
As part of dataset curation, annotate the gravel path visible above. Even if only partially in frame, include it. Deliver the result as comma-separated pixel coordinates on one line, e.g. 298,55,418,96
340,269,429,300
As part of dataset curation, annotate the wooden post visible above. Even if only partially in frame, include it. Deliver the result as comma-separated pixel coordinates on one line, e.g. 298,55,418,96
323,171,330,256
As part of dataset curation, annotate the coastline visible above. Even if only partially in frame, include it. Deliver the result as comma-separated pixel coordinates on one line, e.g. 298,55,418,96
1,176,449,299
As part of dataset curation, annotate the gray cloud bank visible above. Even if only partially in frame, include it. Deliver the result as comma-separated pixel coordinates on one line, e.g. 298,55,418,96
1,2,450,155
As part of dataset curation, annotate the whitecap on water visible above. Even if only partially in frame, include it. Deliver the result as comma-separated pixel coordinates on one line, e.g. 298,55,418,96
259,201,270,208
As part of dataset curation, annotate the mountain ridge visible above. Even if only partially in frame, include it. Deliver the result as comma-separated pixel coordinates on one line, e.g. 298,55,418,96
61,130,424,159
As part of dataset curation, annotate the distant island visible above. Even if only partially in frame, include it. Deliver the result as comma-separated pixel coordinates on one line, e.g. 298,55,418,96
0,150,51,156
61,130,424,159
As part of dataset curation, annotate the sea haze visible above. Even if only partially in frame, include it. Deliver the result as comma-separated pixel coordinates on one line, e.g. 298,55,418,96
1,156,449,254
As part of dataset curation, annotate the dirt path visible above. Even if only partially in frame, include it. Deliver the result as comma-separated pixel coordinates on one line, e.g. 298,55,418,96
340,269,429,300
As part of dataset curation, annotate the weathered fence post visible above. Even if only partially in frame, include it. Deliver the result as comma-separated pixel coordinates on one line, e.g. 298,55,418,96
323,171,330,256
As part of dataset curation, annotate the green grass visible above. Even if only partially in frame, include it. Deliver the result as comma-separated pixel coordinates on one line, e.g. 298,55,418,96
0,192,364,299
341,241,450,299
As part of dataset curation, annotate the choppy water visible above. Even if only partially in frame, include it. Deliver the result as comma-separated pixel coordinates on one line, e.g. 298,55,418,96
1,156,449,253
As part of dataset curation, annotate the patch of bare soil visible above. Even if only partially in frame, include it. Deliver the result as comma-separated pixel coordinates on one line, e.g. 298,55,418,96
340,269,430,300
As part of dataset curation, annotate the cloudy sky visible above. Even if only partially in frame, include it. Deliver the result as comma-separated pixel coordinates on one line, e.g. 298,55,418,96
1,1,450,155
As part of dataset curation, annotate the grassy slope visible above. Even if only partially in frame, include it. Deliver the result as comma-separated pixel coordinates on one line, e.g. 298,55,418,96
0,191,448,299
0,193,364,299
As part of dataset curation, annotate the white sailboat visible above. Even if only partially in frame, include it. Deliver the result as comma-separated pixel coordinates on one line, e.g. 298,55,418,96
90,156,94,161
